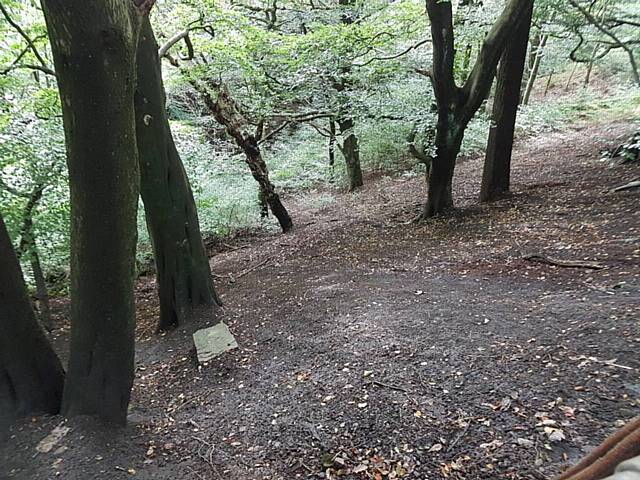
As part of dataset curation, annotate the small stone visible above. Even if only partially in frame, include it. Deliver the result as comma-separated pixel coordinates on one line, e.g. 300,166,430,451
193,322,238,363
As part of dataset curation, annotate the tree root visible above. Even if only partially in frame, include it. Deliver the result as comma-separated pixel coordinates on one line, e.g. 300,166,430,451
556,417,640,480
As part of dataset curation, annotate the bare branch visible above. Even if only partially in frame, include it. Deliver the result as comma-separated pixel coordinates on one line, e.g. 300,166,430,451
354,38,431,68
0,3,51,72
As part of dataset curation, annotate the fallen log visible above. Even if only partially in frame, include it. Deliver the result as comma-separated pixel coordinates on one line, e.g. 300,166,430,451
523,253,605,270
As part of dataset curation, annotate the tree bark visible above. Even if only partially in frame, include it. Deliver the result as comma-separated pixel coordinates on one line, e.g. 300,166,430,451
135,18,221,331
337,118,363,191
422,121,461,217
42,0,141,424
480,2,533,202
0,214,64,433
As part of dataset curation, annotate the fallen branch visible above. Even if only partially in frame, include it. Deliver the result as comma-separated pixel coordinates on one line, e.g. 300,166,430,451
236,256,272,279
522,254,605,270
609,179,640,193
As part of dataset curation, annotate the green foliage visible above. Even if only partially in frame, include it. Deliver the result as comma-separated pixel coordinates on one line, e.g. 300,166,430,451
1,0,639,290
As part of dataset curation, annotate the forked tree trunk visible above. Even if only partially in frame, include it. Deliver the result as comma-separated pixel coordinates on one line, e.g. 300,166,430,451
0,214,64,433
42,0,141,424
480,2,533,202
338,118,363,191
421,0,533,219
135,18,221,331
198,83,293,233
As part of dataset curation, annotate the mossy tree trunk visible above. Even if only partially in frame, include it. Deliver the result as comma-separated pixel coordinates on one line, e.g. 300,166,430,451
420,0,534,219
42,0,143,425
135,18,221,331
198,83,293,233
337,118,363,191
480,1,533,202
0,214,64,433
335,0,364,191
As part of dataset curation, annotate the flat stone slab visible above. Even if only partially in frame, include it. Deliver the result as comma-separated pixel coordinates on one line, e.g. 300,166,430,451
193,322,238,363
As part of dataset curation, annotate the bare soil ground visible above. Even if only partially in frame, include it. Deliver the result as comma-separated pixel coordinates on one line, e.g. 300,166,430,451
1,118,639,480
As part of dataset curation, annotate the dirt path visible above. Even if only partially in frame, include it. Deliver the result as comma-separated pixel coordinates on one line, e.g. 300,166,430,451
2,119,639,480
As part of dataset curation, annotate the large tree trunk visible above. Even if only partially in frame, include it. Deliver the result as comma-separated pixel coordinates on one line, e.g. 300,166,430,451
42,0,141,424
338,118,363,191
198,83,293,233
480,2,533,202
0,214,64,433
135,19,220,331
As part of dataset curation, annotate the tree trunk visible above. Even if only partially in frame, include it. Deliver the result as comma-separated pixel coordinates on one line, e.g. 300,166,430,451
624,47,640,86
522,32,547,105
135,19,221,331
480,2,533,202
338,118,363,191
565,61,579,90
198,83,293,233
0,214,64,433
15,185,53,332
544,70,554,96
31,253,52,332
42,0,141,425
422,124,461,218
584,44,599,86
328,119,336,168
335,0,363,191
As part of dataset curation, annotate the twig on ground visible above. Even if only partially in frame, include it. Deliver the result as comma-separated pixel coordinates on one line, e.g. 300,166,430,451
447,422,471,453
523,253,605,270
369,380,409,393
236,256,272,278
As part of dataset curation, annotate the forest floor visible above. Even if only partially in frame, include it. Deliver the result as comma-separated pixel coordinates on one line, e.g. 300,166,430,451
2,116,640,480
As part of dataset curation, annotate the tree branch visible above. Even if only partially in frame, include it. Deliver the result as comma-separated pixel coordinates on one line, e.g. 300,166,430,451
425,0,458,108
460,0,533,122
0,3,52,72
354,38,431,68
